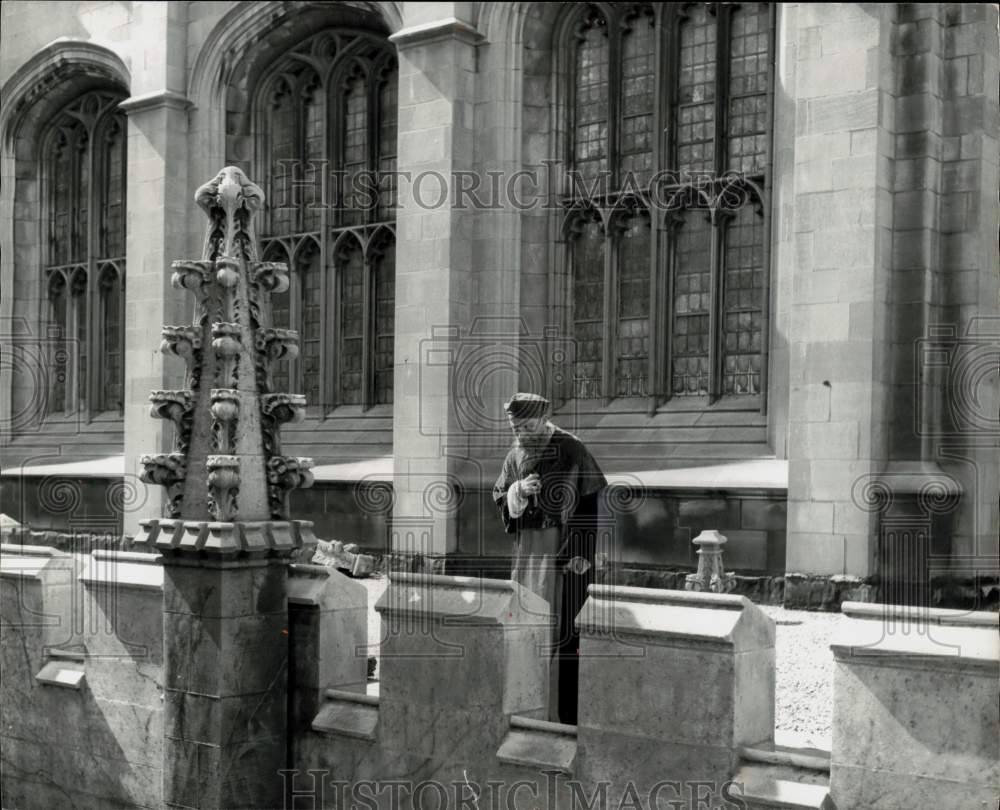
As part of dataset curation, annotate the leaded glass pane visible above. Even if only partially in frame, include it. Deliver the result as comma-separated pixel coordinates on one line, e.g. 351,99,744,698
677,4,717,175
378,69,398,220
620,8,655,187
48,272,67,413
303,76,324,232
71,271,87,411
616,217,651,397
573,219,605,399
50,131,72,267
267,79,297,237
374,243,395,404
264,242,291,394
101,117,126,258
342,74,368,226
573,13,610,184
338,242,365,405
100,267,123,411
76,128,89,264
722,203,764,395
671,212,711,395
299,243,322,405
727,3,771,173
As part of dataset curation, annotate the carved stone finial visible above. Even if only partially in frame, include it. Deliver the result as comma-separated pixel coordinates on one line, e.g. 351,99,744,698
195,166,265,261
135,167,316,557
684,530,736,594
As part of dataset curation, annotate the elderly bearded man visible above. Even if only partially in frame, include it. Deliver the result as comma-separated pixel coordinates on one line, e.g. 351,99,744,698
492,392,607,724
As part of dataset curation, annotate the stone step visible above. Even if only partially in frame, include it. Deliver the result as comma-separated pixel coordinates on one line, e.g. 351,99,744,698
733,764,833,810
740,738,831,777
311,689,379,741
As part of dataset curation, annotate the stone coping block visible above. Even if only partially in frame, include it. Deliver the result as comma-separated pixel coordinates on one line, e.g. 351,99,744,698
287,564,368,697
0,543,72,579
831,608,999,809
288,562,367,610
841,600,999,627
576,584,776,651
78,549,164,591
376,572,549,626
831,612,999,673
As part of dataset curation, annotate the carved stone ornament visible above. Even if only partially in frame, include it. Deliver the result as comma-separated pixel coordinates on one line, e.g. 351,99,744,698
132,167,319,557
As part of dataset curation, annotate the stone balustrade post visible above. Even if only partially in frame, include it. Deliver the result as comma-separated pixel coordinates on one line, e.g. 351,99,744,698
830,602,1000,809
575,585,775,807
374,572,550,784
287,562,369,763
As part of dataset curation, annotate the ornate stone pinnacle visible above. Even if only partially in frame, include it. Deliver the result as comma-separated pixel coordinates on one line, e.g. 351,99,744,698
134,167,315,558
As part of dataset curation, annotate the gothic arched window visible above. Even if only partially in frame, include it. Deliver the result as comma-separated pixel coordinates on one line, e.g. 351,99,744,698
558,2,773,407
255,30,397,409
42,91,127,414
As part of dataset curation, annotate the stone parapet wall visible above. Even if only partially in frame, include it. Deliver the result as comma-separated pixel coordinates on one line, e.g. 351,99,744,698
0,544,165,809
830,603,1000,809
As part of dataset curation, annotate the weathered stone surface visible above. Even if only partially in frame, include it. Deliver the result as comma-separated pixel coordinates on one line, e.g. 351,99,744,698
576,586,775,797
830,609,1000,809
312,694,379,741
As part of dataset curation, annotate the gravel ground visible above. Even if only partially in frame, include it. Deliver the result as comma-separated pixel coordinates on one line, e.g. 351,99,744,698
358,575,840,749
760,604,842,749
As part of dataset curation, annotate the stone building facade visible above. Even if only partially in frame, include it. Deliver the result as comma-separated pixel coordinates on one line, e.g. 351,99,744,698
1,1,997,604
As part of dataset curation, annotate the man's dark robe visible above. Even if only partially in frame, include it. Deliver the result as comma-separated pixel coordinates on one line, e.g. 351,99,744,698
492,425,607,724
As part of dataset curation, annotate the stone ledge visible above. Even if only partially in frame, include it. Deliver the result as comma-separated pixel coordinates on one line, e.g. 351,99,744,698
496,716,577,774
312,691,379,741
79,549,163,590
842,601,999,626
732,765,834,810
739,740,831,774
388,17,484,49
132,518,317,558
35,658,85,690
831,612,999,672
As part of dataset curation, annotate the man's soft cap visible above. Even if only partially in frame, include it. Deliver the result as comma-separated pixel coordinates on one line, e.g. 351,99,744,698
504,392,550,419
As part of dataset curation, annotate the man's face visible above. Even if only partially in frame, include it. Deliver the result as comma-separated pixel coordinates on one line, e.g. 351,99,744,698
508,414,547,444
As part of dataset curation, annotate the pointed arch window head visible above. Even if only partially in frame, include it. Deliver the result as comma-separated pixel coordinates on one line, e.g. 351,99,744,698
252,28,397,410
557,3,774,409
42,89,127,415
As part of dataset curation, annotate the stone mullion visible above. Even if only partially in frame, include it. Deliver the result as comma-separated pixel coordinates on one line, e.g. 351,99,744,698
117,267,126,415
662,219,678,406
85,122,101,421
602,13,621,404
648,5,669,413
707,212,727,402
662,6,684,405
360,70,380,411
758,2,779,414
317,79,332,415
708,6,733,404
602,223,616,405
69,132,86,417
361,250,374,411
290,84,307,401
607,10,622,194
713,4,732,179
327,81,344,409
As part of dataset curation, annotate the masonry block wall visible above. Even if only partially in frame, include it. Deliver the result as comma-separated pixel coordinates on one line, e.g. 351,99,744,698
783,3,999,586
1,2,997,591
0,546,164,809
